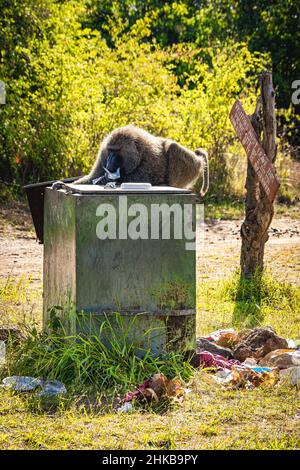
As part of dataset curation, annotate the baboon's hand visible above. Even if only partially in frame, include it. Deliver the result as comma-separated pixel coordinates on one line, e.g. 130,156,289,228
92,175,109,185
52,181,65,190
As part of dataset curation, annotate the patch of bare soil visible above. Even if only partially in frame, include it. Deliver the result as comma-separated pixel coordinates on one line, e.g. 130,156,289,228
0,202,43,322
0,201,42,283
0,202,299,303
198,215,300,283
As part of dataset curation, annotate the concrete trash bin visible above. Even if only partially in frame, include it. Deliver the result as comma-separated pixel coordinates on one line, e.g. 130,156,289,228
43,183,197,356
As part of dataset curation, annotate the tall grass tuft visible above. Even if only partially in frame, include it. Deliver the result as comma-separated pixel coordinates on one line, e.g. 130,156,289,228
4,313,194,396
198,270,300,336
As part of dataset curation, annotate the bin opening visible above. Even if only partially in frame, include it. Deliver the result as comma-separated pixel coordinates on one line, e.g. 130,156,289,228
23,177,78,244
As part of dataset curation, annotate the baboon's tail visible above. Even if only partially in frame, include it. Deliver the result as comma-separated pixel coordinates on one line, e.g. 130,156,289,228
195,148,209,197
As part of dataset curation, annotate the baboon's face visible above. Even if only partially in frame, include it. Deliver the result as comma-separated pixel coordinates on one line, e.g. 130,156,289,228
102,147,121,181
105,147,122,173
102,139,128,181
105,136,136,175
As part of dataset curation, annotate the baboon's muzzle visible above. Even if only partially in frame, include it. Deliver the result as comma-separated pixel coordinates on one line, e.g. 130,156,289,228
104,151,121,180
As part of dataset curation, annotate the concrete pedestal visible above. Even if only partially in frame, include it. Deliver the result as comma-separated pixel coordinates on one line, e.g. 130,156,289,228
43,184,197,355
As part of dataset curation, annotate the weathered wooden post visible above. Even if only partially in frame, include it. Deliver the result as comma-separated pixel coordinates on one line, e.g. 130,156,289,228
230,71,280,278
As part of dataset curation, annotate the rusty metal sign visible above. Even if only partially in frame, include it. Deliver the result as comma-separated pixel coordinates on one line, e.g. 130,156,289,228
230,100,280,203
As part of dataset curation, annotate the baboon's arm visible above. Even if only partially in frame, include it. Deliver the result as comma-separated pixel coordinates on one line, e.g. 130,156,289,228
76,155,105,184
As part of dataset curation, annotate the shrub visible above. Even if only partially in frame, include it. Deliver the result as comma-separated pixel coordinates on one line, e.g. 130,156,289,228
0,1,268,200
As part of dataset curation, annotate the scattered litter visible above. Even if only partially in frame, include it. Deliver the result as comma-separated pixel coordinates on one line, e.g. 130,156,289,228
196,337,233,359
122,373,187,405
123,378,151,402
251,367,273,373
121,327,300,400
287,339,300,350
104,181,117,189
1,376,67,396
232,327,288,362
1,376,42,392
197,351,243,371
3,327,299,404
242,357,258,367
215,331,239,349
214,369,233,384
117,402,135,413
259,349,300,369
225,367,279,389
186,327,300,390
213,367,278,388
204,328,236,343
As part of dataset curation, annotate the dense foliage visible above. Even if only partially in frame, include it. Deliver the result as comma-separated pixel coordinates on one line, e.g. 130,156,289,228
0,0,298,199
85,1,300,108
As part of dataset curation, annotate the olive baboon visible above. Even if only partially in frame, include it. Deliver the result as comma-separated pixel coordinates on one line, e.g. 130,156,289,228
75,126,209,195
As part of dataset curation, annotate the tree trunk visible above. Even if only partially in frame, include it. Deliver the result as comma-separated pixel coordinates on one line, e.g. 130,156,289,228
240,72,277,278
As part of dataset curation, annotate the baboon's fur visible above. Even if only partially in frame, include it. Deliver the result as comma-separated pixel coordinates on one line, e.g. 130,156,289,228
76,126,209,195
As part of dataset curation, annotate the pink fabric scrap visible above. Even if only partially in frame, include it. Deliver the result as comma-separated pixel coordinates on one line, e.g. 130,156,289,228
199,351,242,371
123,379,151,402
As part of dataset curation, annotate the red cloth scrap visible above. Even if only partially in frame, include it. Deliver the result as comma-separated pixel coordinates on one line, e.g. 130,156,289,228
199,351,242,370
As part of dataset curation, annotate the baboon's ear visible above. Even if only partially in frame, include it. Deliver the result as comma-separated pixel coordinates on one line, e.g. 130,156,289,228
122,141,141,174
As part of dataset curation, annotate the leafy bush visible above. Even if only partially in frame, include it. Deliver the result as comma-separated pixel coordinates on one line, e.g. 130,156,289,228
0,0,269,199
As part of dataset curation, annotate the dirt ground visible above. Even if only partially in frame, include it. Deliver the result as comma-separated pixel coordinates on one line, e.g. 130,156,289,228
0,200,299,450
0,200,299,299
200,216,300,283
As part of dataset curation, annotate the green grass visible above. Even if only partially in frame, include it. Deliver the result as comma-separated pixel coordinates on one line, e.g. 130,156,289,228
204,199,300,221
0,372,299,449
3,314,194,399
197,270,300,338
204,200,244,220
0,275,31,305
0,272,299,449
0,276,40,328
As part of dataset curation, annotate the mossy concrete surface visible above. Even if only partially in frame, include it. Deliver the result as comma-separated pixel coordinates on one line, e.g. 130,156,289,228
43,188,197,353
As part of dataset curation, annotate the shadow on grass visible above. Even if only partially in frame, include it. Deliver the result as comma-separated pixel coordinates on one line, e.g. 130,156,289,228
231,271,265,328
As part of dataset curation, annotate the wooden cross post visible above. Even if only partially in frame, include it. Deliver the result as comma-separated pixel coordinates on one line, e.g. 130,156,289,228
230,71,280,278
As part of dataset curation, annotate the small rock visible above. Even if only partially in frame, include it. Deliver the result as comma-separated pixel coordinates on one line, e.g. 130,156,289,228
204,328,236,342
196,337,233,359
1,376,42,392
37,380,67,397
280,367,300,387
233,327,288,362
259,349,300,369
